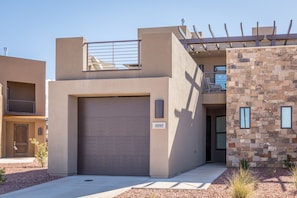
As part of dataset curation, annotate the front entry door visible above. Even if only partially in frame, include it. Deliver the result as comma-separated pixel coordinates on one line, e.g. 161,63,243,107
13,124,29,156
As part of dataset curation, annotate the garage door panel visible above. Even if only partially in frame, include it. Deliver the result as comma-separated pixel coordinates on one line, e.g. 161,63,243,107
79,155,149,176
78,137,99,156
81,117,149,137
80,117,108,136
80,97,149,117
78,96,150,176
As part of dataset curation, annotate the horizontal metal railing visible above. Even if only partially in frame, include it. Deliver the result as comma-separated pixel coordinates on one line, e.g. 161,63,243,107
85,40,141,71
7,99,35,113
203,72,226,93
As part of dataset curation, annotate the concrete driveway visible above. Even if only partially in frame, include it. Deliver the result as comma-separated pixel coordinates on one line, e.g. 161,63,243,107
0,163,226,198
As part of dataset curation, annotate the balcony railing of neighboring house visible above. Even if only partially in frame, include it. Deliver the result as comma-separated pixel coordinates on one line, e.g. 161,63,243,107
203,72,226,93
7,99,35,114
85,40,141,71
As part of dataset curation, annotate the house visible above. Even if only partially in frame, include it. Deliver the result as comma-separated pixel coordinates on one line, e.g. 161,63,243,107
0,55,46,158
48,23,297,177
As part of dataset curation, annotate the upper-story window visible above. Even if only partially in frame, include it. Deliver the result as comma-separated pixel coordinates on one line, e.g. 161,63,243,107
281,106,292,129
214,65,226,90
7,81,36,114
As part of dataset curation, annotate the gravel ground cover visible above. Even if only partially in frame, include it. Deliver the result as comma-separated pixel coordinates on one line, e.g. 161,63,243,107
117,168,297,198
0,160,61,195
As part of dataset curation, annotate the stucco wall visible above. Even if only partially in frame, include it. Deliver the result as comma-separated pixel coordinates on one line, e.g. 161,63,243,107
226,45,297,167
0,84,2,157
0,56,46,116
48,78,170,176
167,34,205,177
0,56,46,158
50,28,205,178
56,26,191,81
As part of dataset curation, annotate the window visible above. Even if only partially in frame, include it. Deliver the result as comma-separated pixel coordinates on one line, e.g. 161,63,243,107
240,107,250,129
7,81,36,113
281,106,292,129
214,65,226,90
216,116,226,149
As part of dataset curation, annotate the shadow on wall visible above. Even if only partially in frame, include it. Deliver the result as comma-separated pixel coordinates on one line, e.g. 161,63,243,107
169,66,206,177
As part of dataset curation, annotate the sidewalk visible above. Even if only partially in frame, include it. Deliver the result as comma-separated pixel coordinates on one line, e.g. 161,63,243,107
0,157,35,164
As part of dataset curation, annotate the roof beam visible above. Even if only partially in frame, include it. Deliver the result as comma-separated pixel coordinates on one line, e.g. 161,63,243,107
240,22,246,47
284,19,293,45
266,33,297,41
224,23,233,48
193,25,207,51
180,35,265,45
271,21,276,46
208,24,220,50
178,26,195,51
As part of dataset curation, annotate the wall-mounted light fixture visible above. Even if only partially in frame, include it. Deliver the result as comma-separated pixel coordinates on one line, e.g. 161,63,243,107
38,127,43,136
155,99,164,118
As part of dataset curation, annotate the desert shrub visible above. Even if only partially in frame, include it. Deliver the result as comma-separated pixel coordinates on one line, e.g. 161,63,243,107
227,168,257,198
290,166,297,189
240,158,250,170
0,168,7,184
29,138,48,167
284,154,295,169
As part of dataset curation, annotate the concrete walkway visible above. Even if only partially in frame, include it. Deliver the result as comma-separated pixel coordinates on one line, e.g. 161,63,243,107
0,157,35,164
1,163,226,198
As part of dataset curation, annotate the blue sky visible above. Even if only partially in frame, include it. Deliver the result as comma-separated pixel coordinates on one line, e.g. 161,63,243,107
1,0,297,80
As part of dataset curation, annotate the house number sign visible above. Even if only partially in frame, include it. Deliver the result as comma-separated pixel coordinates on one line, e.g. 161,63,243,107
152,122,166,129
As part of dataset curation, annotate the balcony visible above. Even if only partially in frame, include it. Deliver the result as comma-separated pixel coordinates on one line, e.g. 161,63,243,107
7,99,35,114
7,81,36,114
85,40,141,71
203,72,226,105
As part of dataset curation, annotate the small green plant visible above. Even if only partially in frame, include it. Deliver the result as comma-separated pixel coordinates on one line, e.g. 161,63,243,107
0,168,7,184
290,166,297,189
284,154,295,169
29,138,48,167
227,168,257,198
240,158,250,170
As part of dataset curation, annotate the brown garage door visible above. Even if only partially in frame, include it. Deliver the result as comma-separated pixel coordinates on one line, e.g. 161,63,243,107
78,96,150,176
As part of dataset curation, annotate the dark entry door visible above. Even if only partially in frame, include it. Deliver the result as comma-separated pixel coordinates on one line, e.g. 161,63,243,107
14,124,29,156
206,116,211,161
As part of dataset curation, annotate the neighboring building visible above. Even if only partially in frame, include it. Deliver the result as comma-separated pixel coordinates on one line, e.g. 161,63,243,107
0,55,46,158
48,24,297,177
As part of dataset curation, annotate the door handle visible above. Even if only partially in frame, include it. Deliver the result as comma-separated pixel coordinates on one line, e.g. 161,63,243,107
13,141,18,151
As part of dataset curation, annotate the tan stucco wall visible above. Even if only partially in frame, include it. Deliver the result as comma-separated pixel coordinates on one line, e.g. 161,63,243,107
56,26,191,81
49,27,206,177
0,56,46,116
0,84,2,157
138,26,192,40
167,33,205,177
193,55,226,73
48,78,169,176
0,56,46,158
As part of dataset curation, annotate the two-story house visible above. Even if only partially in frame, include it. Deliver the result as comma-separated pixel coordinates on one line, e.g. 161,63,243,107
0,55,46,158
48,24,297,177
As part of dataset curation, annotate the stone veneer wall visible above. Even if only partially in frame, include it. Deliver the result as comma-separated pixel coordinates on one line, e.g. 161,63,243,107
226,45,297,167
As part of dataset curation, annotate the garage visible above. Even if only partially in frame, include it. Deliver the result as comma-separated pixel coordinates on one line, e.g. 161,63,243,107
77,96,150,176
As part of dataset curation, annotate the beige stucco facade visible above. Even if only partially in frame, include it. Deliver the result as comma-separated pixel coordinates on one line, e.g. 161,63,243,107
49,24,297,174
0,56,46,158
49,27,207,177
